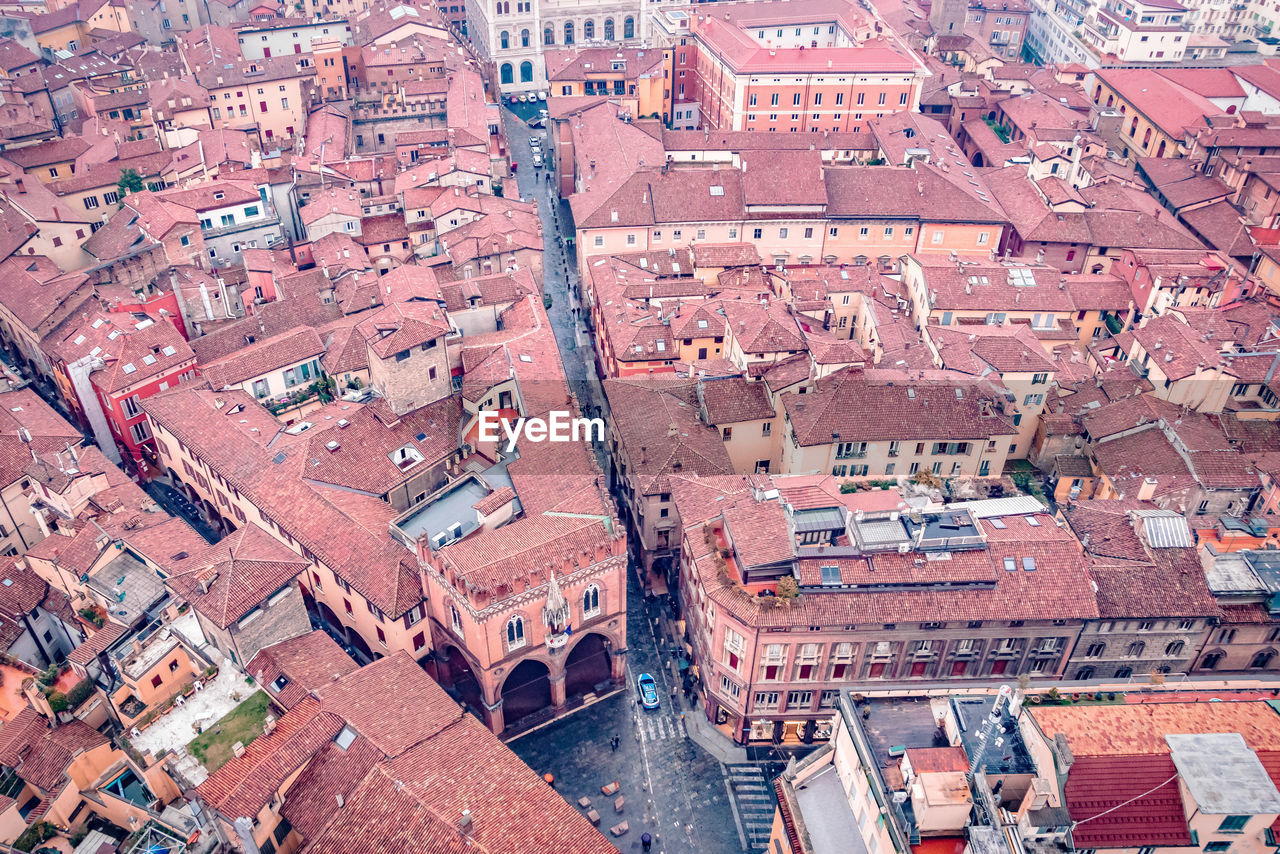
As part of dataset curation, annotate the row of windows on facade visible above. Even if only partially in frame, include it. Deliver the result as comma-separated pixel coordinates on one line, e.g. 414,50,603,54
498,585,602,648
495,16,635,46
749,91,909,107
594,226,990,247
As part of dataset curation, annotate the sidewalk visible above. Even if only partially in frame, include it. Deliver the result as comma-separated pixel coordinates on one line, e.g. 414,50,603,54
650,602,750,764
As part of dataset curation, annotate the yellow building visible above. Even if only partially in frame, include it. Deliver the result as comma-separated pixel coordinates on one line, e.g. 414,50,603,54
544,47,668,118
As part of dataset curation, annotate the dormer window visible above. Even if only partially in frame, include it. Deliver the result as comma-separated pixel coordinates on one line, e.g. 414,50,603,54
390,445,425,471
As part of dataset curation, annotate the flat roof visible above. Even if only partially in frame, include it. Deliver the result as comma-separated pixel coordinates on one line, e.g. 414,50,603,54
795,764,870,854
1167,733,1280,815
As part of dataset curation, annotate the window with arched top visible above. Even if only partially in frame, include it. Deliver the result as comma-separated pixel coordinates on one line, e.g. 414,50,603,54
624,15,634,38
583,18,594,39
500,30,510,49
1085,642,1105,657
507,615,526,649
1252,649,1276,669
604,17,614,39
1114,666,1133,678
1126,641,1145,658
1201,650,1224,670
583,584,600,618
1074,666,1095,680
451,605,462,634
519,61,533,82
499,63,514,85
521,28,530,47
1165,640,1184,657
544,26,554,45
564,21,574,44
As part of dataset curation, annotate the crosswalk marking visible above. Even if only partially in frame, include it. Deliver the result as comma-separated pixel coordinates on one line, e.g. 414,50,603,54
725,764,780,853
635,712,690,744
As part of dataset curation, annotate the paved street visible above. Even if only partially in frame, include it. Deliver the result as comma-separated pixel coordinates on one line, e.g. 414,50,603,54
500,107,612,470
500,106,776,853
509,556,756,854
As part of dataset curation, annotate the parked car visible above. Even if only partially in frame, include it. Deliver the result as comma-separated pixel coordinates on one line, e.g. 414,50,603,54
532,152,544,168
636,673,659,709
529,136,542,149
527,116,545,129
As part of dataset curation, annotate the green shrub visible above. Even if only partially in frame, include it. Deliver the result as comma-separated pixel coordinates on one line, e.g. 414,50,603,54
65,679,94,709
776,576,800,600
46,692,68,713
14,820,55,852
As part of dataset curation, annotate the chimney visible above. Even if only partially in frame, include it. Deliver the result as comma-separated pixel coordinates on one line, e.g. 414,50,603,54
458,810,474,836
1137,477,1158,502
14,178,24,194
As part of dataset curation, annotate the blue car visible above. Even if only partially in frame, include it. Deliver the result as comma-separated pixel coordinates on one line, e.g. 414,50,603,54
636,673,660,709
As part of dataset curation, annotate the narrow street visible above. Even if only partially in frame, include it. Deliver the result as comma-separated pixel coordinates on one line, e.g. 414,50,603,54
500,107,768,854
501,107,612,471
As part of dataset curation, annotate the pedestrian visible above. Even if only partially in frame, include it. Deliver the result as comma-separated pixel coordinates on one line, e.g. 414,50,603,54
641,832,652,852
610,735,620,752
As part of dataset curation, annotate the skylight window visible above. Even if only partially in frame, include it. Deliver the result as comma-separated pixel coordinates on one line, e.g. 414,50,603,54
162,345,177,356
73,335,85,345
108,330,120,340
820,565,841,586
709,185,724,196
656,340,665,352
697,319,708,329
335,725,357,750
92,319,105,329
990,518,1006,529
1026,516,1041,527
1022,557,1036,571
1003,557,1017,571
142,355,156,365
1009,268,1036,287
519,354,533,362
122,363,136,374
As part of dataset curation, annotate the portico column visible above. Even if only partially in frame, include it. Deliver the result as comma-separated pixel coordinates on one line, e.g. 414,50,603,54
484,697,505,734
550,670,567,709
610,645,627,683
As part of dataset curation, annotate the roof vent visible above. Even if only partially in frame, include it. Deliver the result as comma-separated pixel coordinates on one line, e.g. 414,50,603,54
326,440,340,452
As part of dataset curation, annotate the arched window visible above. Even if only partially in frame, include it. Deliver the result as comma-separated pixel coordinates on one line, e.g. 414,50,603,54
564,21,574,44
1165,640,1184,657
500,63,514,85
450,605,462,634
852,254,867,266
583,18,594,39
507,615,525,649
500,30,510,49
1093,84,1102,101
519,61,533,82
1128,117,1139,138
583,584,600,618
1126,641,1145,658
1142,127,1152,147
624,15,634,38
1074,666,1095,680
1156,140,1167,158
1252,649,1276,669
604,17,614,39
544,26,553,45
1106,94,1114,107
1201,651,1224,670
1114,666,1133,678
520,28,530,47
1085,642,1105,658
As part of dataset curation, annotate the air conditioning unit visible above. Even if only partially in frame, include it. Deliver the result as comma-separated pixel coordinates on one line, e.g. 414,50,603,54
446,522,463,540
898,543,911,553
430,532,449,550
